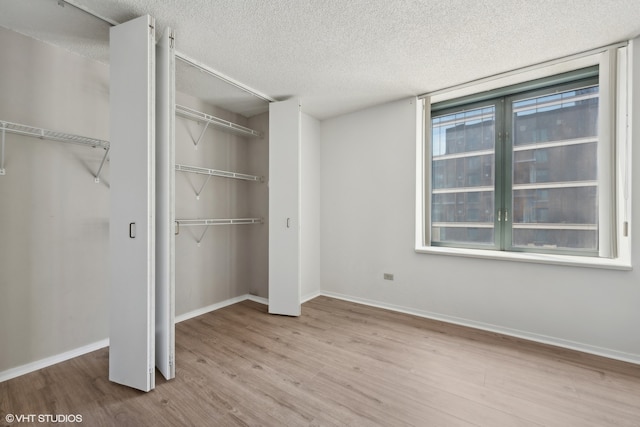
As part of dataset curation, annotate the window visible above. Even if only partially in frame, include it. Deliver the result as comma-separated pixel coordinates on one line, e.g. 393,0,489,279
416,44,632,269
431,76,599,255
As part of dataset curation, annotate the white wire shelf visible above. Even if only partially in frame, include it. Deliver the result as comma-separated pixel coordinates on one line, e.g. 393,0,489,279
1,120,110,182
177,218,263,226
175,217,264,245
175,164,262,182
1,121,110,149
176,164,262,200
175,104,262,145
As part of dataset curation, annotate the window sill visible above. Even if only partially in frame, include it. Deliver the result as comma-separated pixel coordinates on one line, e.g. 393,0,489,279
415,245,632,270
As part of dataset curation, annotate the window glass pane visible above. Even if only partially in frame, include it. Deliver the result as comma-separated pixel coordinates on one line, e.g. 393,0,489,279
513,143,597,184
431,106,495,246
511,229,597,250
512,187,598,224
513,86,598,145
511,85,598,252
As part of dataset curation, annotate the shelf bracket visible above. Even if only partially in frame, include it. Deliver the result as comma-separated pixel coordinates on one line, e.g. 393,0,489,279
94,146,110,183
195,174,212,200
193,120,210,149
0,123,6,176
196,225,210,247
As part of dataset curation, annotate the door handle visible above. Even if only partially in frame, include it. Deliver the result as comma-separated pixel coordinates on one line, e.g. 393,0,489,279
286,218,290,228
129,222,136,238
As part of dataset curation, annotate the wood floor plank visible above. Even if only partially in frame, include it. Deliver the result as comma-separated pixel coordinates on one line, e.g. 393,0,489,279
1,296,639,426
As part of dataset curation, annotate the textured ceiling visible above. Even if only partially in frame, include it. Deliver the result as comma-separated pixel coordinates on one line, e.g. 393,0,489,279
2,0,640,119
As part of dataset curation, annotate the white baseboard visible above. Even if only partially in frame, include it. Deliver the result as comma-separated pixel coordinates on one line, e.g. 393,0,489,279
301,290,321,303
175,294,250,323
0,339,109,384
246,291,320,305
320,290,640,366
246,294,269,305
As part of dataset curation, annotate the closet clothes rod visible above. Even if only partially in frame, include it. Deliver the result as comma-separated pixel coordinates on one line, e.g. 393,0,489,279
175,104,262,145
0,120,110,183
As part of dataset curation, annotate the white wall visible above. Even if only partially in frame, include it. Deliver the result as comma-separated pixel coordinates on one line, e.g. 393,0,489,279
320,74,640,362
301,113,321,301
0,27,110,373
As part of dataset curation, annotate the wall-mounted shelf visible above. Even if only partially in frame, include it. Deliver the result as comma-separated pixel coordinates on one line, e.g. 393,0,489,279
177,218,263,226
1,120,110,182
175,163,262,200
176,104,262,148
176,164,262,181
175,217,263,245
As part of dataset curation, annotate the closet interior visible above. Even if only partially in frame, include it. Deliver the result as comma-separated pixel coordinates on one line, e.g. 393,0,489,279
173,55,269,315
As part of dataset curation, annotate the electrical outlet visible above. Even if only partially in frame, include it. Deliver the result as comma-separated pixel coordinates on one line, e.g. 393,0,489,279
383,273,394,281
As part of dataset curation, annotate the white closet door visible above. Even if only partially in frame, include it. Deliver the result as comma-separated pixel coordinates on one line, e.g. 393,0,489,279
109,15,156,392
155,28,176,380
269,98,301,316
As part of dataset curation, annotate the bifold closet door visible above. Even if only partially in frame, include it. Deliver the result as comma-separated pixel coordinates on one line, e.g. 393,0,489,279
269,98,301,316
155,27,176,381
109,15,156,392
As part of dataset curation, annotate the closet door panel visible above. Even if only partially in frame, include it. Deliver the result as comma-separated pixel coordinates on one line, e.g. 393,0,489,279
109,15,156,392
155,27,176,381
269,98,301,316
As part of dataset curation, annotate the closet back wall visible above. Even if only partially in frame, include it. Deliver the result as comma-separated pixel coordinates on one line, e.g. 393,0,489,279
0,27,110,374
174,92,268,315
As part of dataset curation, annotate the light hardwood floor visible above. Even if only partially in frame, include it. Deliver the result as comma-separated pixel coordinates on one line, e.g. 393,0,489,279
1,296,640,426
